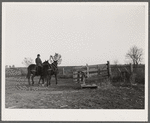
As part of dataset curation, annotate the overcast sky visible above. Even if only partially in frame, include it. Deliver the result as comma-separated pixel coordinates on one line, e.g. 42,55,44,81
3,2,146,67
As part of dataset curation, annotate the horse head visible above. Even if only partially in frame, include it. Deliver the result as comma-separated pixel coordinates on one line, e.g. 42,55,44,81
53,60,58,65
43,60,49,65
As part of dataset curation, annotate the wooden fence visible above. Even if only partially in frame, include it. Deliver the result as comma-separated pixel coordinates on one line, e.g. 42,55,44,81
73,61,111,83
5,63,145,84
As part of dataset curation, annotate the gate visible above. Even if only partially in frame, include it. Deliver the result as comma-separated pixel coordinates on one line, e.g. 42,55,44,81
73,61,111,88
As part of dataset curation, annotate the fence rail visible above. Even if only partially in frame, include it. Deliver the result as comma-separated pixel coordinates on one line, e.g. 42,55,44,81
73,61,110,83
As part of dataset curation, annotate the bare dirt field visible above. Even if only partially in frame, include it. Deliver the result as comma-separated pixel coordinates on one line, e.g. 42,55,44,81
5,76,144,109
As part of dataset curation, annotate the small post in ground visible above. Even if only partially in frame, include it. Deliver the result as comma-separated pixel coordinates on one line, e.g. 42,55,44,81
86,64,89,78
107,61,111,80
63,68,65,75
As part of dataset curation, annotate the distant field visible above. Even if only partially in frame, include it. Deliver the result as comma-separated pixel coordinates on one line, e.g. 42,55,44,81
5,66,75,77
5,76,144,109
6,64,145,84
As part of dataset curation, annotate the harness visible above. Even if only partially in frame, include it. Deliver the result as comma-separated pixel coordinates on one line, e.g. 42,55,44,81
42,61,58,74
50,62,58,73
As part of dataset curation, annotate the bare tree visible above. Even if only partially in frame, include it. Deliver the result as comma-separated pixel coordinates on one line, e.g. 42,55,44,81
22,57,33,67
126,45,143,65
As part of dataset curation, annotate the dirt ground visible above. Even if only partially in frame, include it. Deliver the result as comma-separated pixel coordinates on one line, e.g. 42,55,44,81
5,76,144,109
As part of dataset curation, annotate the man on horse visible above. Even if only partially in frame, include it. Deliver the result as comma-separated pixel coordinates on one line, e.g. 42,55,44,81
35,54,43,75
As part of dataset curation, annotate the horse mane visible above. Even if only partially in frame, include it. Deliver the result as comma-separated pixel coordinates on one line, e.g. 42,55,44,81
43,60,49,64
43,60,58,71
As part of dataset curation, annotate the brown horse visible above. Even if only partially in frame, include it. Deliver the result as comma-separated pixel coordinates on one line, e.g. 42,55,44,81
42,60,59,86
26,61,48,86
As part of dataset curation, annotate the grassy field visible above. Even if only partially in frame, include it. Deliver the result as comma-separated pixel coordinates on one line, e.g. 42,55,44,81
5,76,144,109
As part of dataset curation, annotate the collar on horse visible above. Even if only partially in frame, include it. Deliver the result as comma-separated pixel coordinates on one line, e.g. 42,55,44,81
50,62,58,72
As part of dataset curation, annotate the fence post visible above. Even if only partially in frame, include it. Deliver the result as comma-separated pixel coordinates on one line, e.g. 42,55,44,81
107,61,111,78
63,68,65,75
86,64,89,78
130,63,133,74
97,65,100,75
130,63,136,85
77,71,80,82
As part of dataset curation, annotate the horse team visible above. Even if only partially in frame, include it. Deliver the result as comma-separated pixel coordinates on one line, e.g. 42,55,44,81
26,60,58,86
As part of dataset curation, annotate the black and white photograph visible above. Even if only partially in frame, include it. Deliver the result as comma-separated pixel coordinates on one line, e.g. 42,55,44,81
2,2,148,121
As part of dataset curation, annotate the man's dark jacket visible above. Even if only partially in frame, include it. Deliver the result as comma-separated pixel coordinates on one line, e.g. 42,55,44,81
35,57,42,67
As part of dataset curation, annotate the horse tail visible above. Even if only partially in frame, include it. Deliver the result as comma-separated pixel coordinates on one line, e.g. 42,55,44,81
26,66,30,78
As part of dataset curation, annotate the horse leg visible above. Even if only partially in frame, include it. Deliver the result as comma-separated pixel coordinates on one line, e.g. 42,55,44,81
49,75,51,86
38,76,41,85
46,75,50,87
55,74,57,85
31,74,35,85
42,77,45,87
28,75,31,86
38,76,42,85
42,76,45,85
27,70,31,86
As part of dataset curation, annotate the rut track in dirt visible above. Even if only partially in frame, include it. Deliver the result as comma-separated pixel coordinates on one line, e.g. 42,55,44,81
5,77,144,109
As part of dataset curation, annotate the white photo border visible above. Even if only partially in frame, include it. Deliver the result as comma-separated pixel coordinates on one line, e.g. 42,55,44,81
2,2,148,121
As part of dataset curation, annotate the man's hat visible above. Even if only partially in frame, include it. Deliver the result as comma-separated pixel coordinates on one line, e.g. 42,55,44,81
55,53,58,56
37,54,40,56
